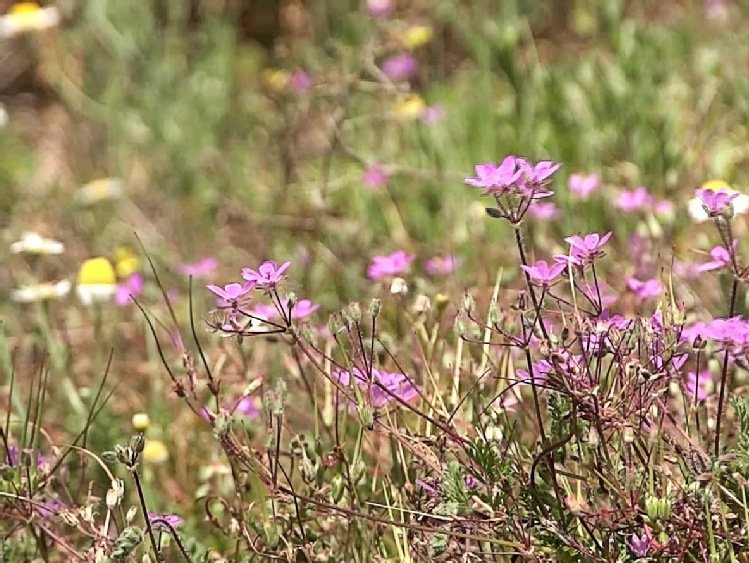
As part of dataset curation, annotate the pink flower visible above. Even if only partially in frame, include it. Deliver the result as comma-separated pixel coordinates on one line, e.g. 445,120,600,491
424,255,459,276
628,527,653,558
247,299,319,321
115,273,144,306
697,242,736,272
695,187,739,217
366,0,394,18
614,186,653,213
654,199,673,215
334,367,420,408
367,250,415,280
562,231,613,265
465,158,521,194
568,173,599,197
420,105,445,124
381,53,418,81
465,156,559,199
148,513,183,528
369,370,419,407
290,299,319,320
179,257,218,276
626,277,662,299
290,70,311,93
363,165,389,189
705,0,728,20
248,304,277,320
528,202,560,219
685,371,713,402
207,282,253,305
229,396,260,418
521,260,566,286
241,260,291,288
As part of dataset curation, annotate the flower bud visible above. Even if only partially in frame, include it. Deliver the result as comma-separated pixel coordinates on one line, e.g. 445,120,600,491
126,506,138,525
343,302,361,326
131,413,150,432
462,293,476,314
368,298,382,318
587,427,600,448
488,299,500,325
327,313,343,336
390,277,408,296
358,404,374,431
331,474,345,503
413,294,431,315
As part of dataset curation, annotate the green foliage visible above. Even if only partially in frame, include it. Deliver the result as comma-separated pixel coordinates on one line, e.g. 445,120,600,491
730,395,749,474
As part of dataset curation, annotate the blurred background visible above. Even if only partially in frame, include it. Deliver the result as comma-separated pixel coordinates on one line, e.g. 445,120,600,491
2,0,747,300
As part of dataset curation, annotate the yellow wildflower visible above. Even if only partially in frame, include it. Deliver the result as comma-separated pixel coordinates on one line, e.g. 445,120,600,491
76,257,117,305
114,247,140,279
142,439,169,464
402,25,433,50
131,413,151,432
394,94,426,120
0,3,60,38
75,178,124,205
263,69,290,92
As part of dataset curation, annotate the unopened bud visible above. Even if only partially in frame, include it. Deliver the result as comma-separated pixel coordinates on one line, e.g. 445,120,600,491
413,294,431,314
331,474,345,503
358,404,374,430
390,277,408,296
106,479,125,509
368,298,382,318
462,293,476,314
587,427,600,448
488,299,500,325
343,302,361,326
328,313,343,335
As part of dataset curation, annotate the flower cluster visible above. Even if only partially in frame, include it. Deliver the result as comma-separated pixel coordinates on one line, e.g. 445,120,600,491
465,156,560,223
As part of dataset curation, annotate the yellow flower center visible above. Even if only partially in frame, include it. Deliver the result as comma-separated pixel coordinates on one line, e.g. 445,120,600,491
142,439,169,464
394,94,426,119
114,247,140,278
263,69,290,92
8,2,45,29
403,25,433,50
77,257,116,286
701,179,730,191
9,2,42,16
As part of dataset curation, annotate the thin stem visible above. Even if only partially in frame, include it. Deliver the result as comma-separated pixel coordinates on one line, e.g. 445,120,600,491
714,277,739,457
514,227,548,445
514,227,550,342
132,469,163,562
